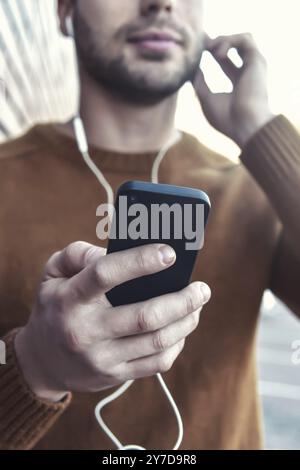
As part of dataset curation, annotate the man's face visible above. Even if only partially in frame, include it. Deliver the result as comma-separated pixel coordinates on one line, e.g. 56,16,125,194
71,0,204,104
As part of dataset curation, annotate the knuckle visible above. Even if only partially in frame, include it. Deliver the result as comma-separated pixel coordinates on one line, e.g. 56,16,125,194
152,329,169,352
186,292,196,313
185,285,200,314
184,293,195,315
84,245,105,265
94,263,111,289
64,241,81,261
136,305,153,332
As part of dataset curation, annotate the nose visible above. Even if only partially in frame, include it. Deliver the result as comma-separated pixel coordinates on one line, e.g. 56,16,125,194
141,0,176,15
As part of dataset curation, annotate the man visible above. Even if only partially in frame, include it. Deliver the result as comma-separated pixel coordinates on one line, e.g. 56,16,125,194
0,0,299,450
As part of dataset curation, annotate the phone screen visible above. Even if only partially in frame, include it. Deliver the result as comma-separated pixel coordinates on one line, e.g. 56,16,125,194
106,181,210,306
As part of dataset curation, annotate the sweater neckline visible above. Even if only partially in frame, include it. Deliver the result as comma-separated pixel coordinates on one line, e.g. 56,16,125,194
31,122,182,174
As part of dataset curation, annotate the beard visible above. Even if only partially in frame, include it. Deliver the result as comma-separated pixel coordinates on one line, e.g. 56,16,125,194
73,9,204,106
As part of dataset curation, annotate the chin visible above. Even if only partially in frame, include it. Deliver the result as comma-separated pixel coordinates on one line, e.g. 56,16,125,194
131,60,185,81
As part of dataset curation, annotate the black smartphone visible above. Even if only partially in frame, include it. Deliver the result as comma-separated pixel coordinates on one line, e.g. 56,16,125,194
105,181,210,306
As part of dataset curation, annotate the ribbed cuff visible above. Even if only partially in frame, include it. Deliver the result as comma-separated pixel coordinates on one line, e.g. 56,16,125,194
0,329,72,449
240,115,300,205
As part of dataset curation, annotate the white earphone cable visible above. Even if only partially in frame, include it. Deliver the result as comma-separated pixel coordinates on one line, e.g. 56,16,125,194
68,14,183,451
73,114,183,451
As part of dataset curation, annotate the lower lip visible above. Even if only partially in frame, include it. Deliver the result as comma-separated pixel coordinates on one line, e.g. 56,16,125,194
130,39,179,53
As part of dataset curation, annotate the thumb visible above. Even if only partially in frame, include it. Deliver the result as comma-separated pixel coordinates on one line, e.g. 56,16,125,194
44,241,106,280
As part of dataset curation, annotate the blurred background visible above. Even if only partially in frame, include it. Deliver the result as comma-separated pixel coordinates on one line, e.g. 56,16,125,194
0,0,299,449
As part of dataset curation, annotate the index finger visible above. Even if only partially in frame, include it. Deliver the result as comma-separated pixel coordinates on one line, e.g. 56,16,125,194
102,281,211,339
207,33,261,65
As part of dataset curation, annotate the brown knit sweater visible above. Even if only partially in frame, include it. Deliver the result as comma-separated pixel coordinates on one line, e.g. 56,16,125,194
0,116,300,450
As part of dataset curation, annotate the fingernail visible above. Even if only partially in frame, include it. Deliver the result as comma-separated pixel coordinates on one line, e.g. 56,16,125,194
159,245,176,265
200,283,211,304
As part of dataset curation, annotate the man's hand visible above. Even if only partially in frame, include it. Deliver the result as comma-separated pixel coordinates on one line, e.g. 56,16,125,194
193,33,274,148
15,242,211,402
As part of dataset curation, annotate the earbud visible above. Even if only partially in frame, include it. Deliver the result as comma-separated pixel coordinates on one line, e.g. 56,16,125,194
65,15,74,38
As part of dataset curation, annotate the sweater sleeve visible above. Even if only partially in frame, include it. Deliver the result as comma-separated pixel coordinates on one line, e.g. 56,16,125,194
240,114,300,318
0,328,72,449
